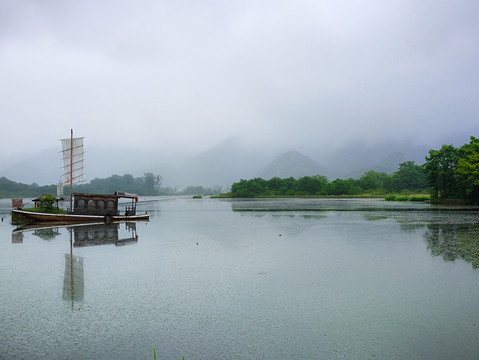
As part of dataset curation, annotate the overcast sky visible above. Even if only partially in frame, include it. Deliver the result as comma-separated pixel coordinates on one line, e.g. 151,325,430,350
1,0,478,164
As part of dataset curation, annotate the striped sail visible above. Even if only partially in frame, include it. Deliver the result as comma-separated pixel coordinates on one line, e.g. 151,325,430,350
60,135,85,186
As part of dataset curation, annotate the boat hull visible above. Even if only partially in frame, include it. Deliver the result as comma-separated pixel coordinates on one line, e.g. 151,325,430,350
11,209,149,224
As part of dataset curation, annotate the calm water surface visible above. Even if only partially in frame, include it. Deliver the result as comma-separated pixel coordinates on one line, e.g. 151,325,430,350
1,197,478,359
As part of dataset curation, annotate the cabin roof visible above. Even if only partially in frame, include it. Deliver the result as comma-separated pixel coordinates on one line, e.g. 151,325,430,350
72,191,138,199
32,194,64,201
114,191,138,199
73,193,117,199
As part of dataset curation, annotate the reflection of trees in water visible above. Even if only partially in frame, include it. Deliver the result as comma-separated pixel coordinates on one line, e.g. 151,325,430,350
368,212,427,233
424,224,479,269
399,223,427,233
33,228,60,241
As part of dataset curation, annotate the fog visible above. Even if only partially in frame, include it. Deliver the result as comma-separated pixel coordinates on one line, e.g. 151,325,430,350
1,0,478,186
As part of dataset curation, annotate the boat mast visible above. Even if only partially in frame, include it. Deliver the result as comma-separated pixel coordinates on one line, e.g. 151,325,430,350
70,129,73,211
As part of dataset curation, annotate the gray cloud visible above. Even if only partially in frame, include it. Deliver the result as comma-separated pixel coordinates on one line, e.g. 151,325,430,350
1,0,478,164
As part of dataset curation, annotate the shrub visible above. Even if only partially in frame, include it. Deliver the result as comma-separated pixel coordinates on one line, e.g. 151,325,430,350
39,194,57,209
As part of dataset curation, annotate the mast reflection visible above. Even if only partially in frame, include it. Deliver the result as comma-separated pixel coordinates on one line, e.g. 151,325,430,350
63,227,84,303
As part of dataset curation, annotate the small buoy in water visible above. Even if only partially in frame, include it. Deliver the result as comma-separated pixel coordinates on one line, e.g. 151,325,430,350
279,234,282,237
196,242,199,245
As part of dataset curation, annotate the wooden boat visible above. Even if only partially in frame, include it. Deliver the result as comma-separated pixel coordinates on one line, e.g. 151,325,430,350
11,208,149,224
11,130,149,225
12,191,149,224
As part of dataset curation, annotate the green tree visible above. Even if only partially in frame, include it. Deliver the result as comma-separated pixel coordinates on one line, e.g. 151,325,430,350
280,177,297,195
390,161,428,192
357,170,390,191
266,177,286,195
424,145,461,202
294,175,328,195
231,179,257,197
457,136,479,203
322,178,361,195
142,173,163,195
39,193,57,209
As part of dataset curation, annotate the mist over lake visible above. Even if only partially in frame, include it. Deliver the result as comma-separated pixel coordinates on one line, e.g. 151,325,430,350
1,197,479,359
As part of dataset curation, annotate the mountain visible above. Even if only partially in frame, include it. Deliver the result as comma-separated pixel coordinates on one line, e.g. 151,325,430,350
156,138,274,189
344,152,407,179
1,137,431,189
372,152,407,173
255,151,329,179
313,142,428,179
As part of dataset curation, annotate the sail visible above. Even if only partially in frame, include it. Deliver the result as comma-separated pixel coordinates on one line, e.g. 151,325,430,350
61,136,85,185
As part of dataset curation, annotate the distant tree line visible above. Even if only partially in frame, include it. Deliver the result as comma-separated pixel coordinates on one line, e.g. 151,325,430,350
0,172,222,198
228,160,428,198
76,173,162,196
167,185,223,196
228,136,479,204
74,175,221,196
0,177,57,198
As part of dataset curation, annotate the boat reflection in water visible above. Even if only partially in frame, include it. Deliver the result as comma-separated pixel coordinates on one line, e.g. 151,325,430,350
12,226,62,243
72,222,139,247
12,222,141,306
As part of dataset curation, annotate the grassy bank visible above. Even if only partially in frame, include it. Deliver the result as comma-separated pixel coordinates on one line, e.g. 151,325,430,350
216,193,430,200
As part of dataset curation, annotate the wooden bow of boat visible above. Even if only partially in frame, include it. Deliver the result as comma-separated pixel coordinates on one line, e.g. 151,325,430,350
11,208,149,224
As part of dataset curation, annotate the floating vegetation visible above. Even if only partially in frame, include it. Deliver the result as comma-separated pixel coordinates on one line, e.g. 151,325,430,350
364,214,389,221
301,214,327,219
385,195,430,202
424,223,479,269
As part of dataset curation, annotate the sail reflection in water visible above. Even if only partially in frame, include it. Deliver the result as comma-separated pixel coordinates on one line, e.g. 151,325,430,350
11,222,141,306
63,252,84,302
63,222,139,304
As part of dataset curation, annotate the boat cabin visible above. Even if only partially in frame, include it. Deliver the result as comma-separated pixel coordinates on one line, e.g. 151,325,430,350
73,191,139,216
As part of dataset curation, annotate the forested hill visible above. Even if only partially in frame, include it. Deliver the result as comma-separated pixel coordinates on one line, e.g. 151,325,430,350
0,173,162,198
0,176,57,198
0,173,221,198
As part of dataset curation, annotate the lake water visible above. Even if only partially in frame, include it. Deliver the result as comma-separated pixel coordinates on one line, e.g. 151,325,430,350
1,197,479,359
